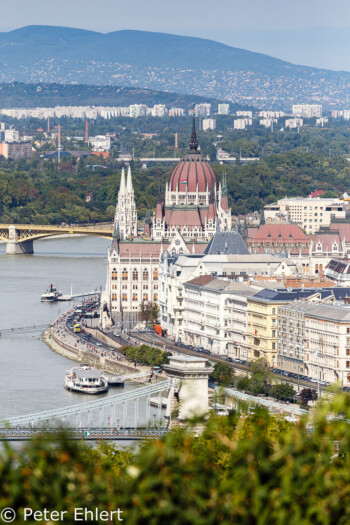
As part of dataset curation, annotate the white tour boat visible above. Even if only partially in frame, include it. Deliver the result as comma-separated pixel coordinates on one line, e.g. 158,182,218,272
64,364,109,394
41,284,62,302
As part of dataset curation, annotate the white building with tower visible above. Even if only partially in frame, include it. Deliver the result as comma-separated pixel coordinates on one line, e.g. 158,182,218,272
101,120,233,329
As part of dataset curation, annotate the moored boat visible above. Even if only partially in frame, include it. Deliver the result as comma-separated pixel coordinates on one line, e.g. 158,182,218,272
41,284,62,302
64,364,109,394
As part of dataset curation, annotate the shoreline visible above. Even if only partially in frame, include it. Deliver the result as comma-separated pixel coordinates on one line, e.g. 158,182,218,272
44,313,165,382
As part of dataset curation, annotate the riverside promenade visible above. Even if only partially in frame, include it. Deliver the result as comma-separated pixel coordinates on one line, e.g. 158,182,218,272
45,311,164,382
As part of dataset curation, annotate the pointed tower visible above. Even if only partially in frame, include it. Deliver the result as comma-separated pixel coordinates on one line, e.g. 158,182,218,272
189,117,199,151
217,172,232,232
152,184,165,240
114,165,138,239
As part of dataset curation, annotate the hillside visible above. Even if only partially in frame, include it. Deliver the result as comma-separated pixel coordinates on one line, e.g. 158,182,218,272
0,82,235,110
0,26,349,108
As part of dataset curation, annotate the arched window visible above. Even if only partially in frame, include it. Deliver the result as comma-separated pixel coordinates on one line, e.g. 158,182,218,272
143,293,149,301
315,264,319,274
132,268,138,281
122,293,127,302
133,293,138,302
347,373,350,383
112,293,117,301
122,268,128,281
153,268,158,281
154,293,158,302
143,269,149,281
111,269,117,281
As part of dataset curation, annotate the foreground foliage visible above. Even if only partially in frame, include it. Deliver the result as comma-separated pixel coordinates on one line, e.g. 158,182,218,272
1,393,350,524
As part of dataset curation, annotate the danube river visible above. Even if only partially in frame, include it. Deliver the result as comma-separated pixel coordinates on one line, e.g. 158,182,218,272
0,235,140,422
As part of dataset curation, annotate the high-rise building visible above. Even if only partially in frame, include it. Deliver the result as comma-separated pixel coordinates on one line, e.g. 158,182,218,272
292,104,322,118
202,118,216,131
0,142,32,160
218,104,230,115
195,103,211,117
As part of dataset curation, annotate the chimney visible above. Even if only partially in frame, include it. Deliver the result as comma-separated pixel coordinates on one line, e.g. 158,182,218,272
85,120,89,143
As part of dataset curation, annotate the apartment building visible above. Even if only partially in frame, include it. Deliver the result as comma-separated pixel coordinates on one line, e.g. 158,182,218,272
247,288,318,366
292,104,322,118
278,301,350,386
202,118,216,131
217,103,230,115
0,142,32,160
195,103,211,117
264,198,350,235
182,277,256,357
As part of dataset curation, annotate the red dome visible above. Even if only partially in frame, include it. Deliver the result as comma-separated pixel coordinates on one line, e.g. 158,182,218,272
169,152,217,193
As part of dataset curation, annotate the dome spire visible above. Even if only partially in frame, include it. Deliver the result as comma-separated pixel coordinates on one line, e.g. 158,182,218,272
189,117,198,152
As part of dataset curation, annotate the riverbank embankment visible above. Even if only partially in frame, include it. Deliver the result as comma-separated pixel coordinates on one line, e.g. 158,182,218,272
44,312,166,382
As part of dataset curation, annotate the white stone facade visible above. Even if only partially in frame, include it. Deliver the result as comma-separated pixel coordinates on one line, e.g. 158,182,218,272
114,166,138,240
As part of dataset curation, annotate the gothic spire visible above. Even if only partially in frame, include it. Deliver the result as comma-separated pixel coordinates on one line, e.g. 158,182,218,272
189,117,198,152
113,222,120,241
119,166,126,194
126,164,133,191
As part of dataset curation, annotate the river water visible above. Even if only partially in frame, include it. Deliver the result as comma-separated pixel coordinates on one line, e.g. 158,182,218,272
0,236,147,424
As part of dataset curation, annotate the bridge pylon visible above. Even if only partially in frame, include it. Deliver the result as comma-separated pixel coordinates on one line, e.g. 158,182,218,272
6,225,34,254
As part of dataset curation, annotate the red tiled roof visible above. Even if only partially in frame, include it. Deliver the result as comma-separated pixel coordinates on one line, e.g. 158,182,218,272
251,223,308,243
119,243,169,257
291,245,299,255
330,223,350,241
118,241,208,257
186,275,216,286
313,233,342,252
165,209,203,227
308,190,325,198
169,153,217,193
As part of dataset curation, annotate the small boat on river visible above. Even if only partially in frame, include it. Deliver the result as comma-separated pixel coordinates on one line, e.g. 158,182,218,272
41,284,62,302
64,364,109,394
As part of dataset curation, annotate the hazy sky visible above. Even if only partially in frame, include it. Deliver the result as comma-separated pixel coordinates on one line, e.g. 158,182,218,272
0,0,349,70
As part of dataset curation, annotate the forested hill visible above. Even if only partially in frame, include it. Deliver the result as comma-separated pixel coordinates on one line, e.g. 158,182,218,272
0,83,232,110
0,26,349,108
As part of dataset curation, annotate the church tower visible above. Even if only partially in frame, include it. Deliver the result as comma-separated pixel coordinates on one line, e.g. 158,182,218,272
217,173,232,231
114,165,138,239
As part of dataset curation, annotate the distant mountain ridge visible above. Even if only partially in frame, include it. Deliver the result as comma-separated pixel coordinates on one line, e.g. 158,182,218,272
0,26,348,109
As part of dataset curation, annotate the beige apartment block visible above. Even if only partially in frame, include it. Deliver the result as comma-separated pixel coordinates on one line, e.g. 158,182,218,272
264,198,350,234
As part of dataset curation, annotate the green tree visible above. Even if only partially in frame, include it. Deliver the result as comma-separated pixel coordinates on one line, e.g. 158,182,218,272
209,362,235,387
270,383,296,401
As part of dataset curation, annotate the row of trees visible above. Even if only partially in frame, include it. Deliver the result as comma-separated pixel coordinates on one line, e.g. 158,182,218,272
118,344,172,367
210,359,318,407
0,122,350,222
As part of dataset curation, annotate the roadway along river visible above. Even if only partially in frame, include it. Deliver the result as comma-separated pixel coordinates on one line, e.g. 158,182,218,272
0,236,146,424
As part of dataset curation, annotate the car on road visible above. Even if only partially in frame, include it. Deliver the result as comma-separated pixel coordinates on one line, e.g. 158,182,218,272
96,342,102,347
226,357,233,363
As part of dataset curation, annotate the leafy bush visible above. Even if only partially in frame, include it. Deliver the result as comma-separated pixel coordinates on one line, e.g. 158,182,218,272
1,394,350,524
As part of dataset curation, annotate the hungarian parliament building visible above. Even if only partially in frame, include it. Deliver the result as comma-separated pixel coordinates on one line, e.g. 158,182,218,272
101,121,233,327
